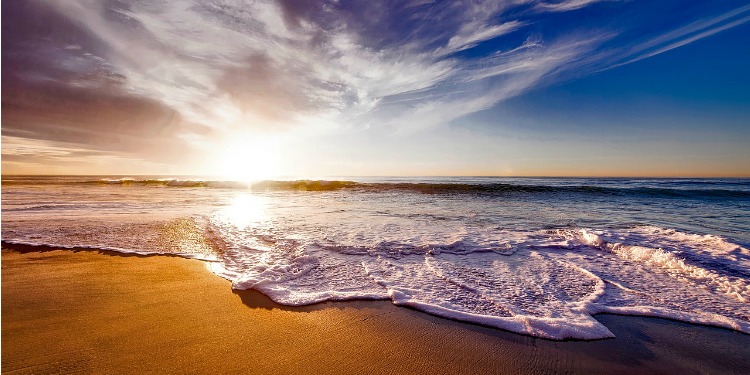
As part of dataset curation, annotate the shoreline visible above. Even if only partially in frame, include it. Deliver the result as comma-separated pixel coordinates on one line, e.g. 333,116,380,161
3,245,750,374
3,240,748,340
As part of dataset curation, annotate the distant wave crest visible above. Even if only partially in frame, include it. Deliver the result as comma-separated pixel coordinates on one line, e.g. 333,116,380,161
4,177,749,198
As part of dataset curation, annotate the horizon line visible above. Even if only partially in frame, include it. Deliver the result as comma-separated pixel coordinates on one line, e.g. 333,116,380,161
2,174,749,179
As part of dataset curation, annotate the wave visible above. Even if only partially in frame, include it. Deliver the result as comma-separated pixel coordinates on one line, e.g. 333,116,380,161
0,240,216,261
200,215,750,339
570,228,749,302
4,177,749,198
353,182,750,198
93,178,246,188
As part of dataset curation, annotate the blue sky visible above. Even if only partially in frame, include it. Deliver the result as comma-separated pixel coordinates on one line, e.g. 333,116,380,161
2,0,749,177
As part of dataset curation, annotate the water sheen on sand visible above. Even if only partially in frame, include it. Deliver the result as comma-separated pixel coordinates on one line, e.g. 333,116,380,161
3,176,749,339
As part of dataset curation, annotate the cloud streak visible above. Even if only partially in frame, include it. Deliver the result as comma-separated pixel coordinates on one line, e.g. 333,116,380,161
608,4,750,69
536,0,611,13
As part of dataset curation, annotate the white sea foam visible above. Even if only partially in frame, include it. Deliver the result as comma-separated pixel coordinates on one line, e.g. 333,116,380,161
571,228,749,302
202,208,750,339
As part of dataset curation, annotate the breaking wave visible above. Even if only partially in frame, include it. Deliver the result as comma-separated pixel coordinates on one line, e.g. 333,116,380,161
3,176,749,198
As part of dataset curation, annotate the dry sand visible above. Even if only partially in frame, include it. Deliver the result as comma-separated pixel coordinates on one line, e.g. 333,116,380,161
3,246,750,374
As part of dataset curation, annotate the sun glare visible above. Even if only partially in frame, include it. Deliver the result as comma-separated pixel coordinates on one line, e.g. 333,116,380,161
219,193,269,229
217,136,279,182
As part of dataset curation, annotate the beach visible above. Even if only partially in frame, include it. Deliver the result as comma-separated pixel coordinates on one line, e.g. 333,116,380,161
5,0,750,373
3,245,749,375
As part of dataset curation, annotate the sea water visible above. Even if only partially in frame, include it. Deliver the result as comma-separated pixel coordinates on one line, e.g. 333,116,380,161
2,176,748,339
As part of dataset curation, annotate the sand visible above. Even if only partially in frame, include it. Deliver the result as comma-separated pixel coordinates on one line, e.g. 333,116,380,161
3,246,750,375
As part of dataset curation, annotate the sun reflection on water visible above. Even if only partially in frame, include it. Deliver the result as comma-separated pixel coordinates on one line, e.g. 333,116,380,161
219,193,269,228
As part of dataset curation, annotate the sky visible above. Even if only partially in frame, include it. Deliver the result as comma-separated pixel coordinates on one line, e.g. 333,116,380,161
2,0,749,178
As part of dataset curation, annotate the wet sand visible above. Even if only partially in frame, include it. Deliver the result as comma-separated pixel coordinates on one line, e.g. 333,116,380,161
3,246,750,374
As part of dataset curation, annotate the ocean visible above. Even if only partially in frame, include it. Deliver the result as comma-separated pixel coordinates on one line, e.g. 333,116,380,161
2,175,749,339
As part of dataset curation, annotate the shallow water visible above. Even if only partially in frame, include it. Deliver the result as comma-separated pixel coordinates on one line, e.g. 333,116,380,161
2,176,749,339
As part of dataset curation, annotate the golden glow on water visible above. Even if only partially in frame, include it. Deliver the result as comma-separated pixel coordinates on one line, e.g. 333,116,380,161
158,218,217,257
220,193,269,229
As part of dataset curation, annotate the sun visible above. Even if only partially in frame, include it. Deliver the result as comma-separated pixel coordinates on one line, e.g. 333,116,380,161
216,135,280,182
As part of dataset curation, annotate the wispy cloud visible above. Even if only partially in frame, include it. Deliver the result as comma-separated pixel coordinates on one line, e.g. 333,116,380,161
374,35,606,134
606,4,750,69
9,0,596,138
445,21,525,55
536,0,611,12
1,136,172,174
